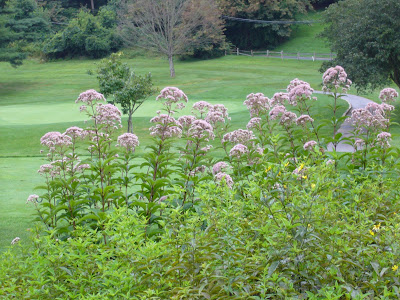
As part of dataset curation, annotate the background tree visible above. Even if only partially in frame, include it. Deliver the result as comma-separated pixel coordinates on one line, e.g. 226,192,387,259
0,0,50,66
321,0,400,91
218,0,311,49
96,53,155,133
117,0,225,77
43,7,122,59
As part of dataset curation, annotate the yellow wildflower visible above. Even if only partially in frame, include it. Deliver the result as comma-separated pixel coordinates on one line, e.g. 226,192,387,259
372,223,381,232
265,166,272,173
392,265,398,272
278,171,281,176
369,230,375,236
311,183,316,189
284,161,290,167
298,163,305,171
302,175,307,180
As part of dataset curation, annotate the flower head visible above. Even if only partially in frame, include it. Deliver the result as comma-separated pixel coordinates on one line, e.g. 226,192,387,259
40,132,72,150
244,93,271,117
94,103,122,129
246,117,262,130
117,133,140,152
11,237,20,245
379,88,398,103
303,140,317,151
229,143,248,158
212,161,230,175
76,89,106,105
188,119,215,141
222,129,255,145
322,66,352,93
214,172,234,189
156,87,188,110
271,92,289,106
149,114,182,139
26,194,39,204
375,132,391,149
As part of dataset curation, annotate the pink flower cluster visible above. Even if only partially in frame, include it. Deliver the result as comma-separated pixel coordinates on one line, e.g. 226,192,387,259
11,237,20,245
64,127,86,139
379,88,398,103
149,114,182,138
40,132,72,149
322,66,352,93
214,172,234,189
280,111,298,126
296,115,314,126
271,92,289,106
26,194,39,204
37,163,60,177
192,101,211,115
244,93,271,117
229,143,248,158
156,87,188,110
375,132,391,149
188,120,215,141
212,161,230,175
287,78,310,92
94,103,122,129
351,103,389,130
287,82,314,106
74,164,90,173
178,115,197,129
117,133,140,151
76,89,106,105
222,129,256,145
269,105,286,120
246,117,262,130
205,104,230,125
303,140,317,151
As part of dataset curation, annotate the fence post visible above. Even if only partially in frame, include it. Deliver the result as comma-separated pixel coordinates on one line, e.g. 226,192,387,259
297,52,300,60
281,51,283,60
267,50,269,57
237,48,239,56
251,50,253,57
313,52,316,61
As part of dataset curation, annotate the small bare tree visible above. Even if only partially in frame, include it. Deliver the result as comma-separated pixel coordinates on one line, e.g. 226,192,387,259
118,0,224,77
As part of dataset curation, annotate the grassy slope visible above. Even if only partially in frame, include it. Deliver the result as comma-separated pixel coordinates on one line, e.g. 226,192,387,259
273,11,331,54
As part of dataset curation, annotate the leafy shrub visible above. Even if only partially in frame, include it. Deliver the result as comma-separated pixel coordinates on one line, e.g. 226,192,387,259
43,8,122,59
1,67,400,298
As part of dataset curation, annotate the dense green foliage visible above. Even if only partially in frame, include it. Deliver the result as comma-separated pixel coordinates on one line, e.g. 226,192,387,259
43,8,122,59
321,0,400,91
219,0,311,49
0,0,50,65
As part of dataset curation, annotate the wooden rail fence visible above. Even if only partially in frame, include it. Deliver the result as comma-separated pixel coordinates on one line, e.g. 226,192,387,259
227,48,336,61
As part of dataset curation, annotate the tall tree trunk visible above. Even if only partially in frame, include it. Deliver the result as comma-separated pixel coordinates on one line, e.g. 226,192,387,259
168,54,175,78
128,112,133,133
90,0,95,11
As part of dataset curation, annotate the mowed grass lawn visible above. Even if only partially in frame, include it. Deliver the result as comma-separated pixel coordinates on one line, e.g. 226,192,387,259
0,54,382,251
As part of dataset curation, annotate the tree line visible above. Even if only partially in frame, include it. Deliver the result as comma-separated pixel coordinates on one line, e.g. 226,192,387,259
0,0,336,67
2,0,399,92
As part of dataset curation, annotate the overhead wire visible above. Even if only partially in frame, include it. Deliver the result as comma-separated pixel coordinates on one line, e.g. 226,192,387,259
222,16,319,25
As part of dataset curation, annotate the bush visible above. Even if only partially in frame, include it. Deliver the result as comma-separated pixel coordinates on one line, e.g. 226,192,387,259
43,8,122,59
1,68,400,298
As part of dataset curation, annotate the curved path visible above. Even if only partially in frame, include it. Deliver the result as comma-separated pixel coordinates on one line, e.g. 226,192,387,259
314,91,374,152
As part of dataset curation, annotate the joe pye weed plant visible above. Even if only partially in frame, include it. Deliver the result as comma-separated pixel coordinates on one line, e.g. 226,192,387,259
2,66,400,299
